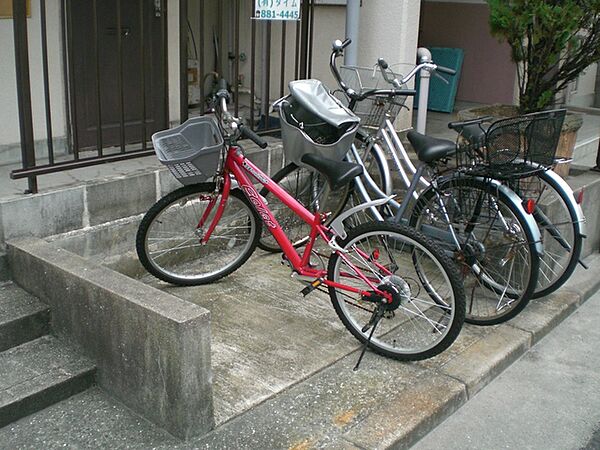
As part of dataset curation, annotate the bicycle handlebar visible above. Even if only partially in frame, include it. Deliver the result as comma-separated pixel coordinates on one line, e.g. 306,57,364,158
329,39,415,100
213,78,268,149
239,124,268,149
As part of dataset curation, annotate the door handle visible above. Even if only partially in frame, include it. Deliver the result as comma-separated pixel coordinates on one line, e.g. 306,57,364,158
154,0,162,17
106,27,131,37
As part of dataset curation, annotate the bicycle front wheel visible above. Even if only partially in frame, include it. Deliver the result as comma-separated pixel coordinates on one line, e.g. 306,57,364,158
136,183,261,285
327,222,465,361
410,177,539,325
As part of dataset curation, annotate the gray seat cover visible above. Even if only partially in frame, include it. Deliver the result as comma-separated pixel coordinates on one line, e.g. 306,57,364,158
287,79,359,128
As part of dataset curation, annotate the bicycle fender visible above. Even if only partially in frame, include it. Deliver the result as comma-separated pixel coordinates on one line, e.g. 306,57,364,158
430,173,545,258
329,196,394,240
541,169,586,237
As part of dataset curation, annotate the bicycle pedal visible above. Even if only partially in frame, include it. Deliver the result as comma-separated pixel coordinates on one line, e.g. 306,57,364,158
301,278,324,297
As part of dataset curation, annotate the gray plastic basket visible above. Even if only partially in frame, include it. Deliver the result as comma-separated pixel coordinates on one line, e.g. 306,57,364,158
152,116,224,185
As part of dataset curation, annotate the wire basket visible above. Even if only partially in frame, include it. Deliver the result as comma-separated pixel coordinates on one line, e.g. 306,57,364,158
454,109,566,180
340,64,412,131
152,116,224,185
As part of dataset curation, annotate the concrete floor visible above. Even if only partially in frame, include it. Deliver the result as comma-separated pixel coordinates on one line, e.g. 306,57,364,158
414,288,600,450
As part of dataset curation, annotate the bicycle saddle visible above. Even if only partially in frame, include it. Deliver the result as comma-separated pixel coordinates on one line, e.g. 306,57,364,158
407,131,456,163
301,153,363,191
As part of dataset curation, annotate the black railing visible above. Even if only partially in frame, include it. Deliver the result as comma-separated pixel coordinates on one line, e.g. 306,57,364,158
11,0,316,193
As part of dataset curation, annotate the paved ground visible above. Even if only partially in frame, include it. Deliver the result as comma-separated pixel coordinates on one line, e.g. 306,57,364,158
413,289,600,450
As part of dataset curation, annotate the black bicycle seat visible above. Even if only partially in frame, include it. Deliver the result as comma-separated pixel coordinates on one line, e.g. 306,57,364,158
407,131,456,163
300,153,363,191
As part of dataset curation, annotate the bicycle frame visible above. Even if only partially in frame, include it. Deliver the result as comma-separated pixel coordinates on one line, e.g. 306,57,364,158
201,144,395,300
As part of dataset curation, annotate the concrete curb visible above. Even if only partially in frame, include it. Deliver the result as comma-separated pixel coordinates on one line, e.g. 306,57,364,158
6,237,215,440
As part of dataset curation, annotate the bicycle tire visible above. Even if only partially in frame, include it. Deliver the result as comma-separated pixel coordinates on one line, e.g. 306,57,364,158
327,222,465,361
410,176,539,325
257,163,350,252
509,170,584,298
136,183,261,285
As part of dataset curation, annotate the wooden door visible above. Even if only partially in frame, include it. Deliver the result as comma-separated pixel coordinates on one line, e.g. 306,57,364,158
69,0,167,151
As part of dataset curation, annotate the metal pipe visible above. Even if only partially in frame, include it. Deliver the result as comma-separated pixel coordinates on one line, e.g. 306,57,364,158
40,0,55,164
280,21,286,97
344,0,360,66
307,0,314,78
198,0,204,110
11,150,156,179
250,17,256,128
140,0,147,151
234,0,240,117
116,0,126,152
260,22,271,122
12,0,37,193
93,0,103,156
299,0,310,78
66,0,80,159
416,47,431,134
180,0,189,122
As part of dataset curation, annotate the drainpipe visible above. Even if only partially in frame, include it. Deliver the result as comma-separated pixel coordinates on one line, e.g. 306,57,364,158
344,0,360,66
416,47,431,134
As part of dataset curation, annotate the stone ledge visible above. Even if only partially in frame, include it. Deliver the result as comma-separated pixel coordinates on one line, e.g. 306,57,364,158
6,237,214,440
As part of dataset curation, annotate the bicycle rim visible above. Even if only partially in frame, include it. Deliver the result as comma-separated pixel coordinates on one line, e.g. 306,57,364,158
509,171,583,298
327,222,465,360
411,177,538,325
136,184,260,285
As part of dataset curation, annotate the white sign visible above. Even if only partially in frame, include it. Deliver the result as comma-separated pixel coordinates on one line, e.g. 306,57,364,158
254,0,300,21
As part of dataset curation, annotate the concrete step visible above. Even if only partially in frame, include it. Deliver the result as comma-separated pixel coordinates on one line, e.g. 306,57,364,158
0,335,96,428
0,387,177,449
0,282,50,352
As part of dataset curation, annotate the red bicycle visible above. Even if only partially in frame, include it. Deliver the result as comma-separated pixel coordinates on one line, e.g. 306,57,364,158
136,81,465,362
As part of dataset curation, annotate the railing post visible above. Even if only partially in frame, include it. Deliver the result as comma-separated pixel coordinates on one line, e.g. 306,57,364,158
298,0,311,79
180,0,188,123
12,0,38,193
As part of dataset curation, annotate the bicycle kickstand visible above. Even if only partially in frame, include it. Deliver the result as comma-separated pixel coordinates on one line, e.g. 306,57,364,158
354,306,385,371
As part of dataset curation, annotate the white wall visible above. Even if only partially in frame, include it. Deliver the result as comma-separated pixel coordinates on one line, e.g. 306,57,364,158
568,63,598,108
0,0,67,148
358,0,421,128
167,0,181,124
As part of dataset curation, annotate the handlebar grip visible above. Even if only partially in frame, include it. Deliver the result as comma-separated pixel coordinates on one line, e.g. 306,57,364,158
215,78,230,101
333,38,352,52
436,65,456,76
448,116,494,130
239,124,268,149
397,89,416,96
377,58,389,70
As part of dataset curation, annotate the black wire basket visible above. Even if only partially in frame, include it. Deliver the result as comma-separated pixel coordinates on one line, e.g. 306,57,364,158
455,109,566,180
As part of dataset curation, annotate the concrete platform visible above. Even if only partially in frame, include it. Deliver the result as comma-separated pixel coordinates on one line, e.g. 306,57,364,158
0,254,598,449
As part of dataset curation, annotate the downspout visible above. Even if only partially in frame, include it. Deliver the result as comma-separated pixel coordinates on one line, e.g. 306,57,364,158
344,0,360,66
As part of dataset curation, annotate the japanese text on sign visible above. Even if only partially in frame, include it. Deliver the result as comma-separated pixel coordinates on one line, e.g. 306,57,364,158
254,0,300,21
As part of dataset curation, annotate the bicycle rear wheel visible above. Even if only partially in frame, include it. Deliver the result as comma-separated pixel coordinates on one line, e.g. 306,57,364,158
136,183,261,285
410,176,539,325
327,222,465,361
509,170,583,298
257,163,349,252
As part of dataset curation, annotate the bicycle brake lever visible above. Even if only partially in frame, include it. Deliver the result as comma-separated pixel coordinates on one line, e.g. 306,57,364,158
433,71,450,85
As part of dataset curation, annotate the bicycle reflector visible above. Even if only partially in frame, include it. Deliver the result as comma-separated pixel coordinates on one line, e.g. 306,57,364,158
522,199,536,215
576,188,584,205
